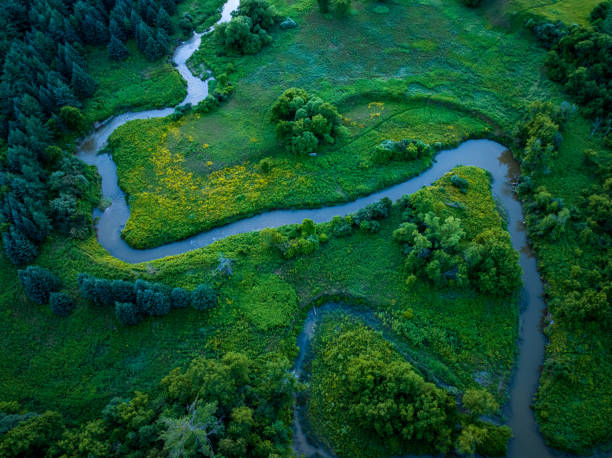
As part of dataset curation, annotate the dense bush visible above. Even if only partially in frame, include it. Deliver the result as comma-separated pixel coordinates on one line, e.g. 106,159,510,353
78,274,217,324
310,321,460,455
393,190,521,295
317,0,352,16
515,102,568,171
115,302,141,326
18,266,61,305
191,283,218,310
214,0,280,54
462,0,482,7
271,88,345,155
0,411,64,457
49,292,75,317
543,21,611,121
373,138,432,164
170,287,191,309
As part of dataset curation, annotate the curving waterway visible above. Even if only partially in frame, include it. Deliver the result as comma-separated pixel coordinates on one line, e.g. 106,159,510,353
75,2,557,456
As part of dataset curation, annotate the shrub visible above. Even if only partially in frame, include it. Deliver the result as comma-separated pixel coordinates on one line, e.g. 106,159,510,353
374,139,432,164
191,284,218,310
49,292,75,317
136,289,169,316
450,174,469,193
18,266,61,305
171,287,191,309
111,280,136,303
78,274,111,305
3,226,39,265
359,220,381,233
476,424,512,457
330,216,353,237
115,302,141,326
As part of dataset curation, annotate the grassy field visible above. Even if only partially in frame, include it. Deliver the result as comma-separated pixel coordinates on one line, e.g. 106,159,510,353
109,97,491,248
503,0,601,25
82,41,187,126
106,0,567,248
0,167,519,439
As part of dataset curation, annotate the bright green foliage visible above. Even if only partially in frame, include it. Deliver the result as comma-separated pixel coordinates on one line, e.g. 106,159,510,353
0,411,63,457
456,423,487,455
395,170,521,295
160,401,220,457
233,273,298,330
310,320,457,456
462,388,499,417
516,102,565,171
18,265,61,305
49,292,75,317
214,0,279,54
271,88,344,155
58,106,86,133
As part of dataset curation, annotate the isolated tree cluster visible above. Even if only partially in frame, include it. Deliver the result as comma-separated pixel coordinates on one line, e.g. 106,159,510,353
215,0,280,54
271,87,345,155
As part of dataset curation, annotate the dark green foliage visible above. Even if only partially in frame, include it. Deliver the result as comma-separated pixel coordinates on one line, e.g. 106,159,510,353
191,283,218,310
464,229,522,295
544,24,611,120
111,280,136,303
215,0,279,55
352,198,392,225
462,0,482,6
527,19,568,49
450,174,469,193
49,292,75,317
0,411,63,457
330,215,353,237
115,302,141,326
137,289,171,316
18,265,61,305
271,88,345,155
590,1,612,32
170,287,191,308
71,63,97,98
108,35,129,61
475,424,513,457
78,274,113,306
2,227,39,265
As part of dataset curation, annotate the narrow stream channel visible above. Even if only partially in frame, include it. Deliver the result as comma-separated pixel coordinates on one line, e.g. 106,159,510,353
74,2,558,455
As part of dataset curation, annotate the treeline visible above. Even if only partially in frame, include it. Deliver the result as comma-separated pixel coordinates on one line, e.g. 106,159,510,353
261,198,392,259
78,273,219,324
0,0,183,265
0,352,296,456
527,1,611,141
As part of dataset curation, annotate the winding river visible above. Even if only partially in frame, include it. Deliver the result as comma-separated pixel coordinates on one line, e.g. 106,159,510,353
76,2,556,456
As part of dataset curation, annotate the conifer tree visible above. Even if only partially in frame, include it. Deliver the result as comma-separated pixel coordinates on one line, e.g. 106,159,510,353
71,63,96,98
18,265,61,304
108,34,129,60
50,292,75,316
